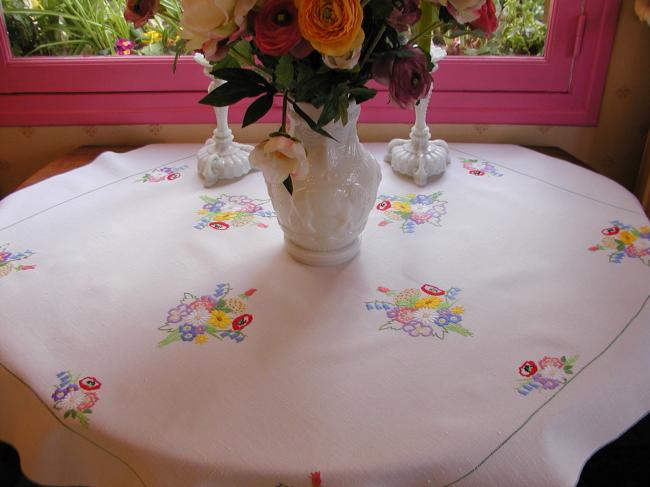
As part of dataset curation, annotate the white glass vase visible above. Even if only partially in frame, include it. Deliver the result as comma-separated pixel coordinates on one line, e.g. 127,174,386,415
265,102,382,266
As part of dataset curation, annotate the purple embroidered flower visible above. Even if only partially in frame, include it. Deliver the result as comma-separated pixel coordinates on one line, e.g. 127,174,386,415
167,304,191,324
194,325,206,334
532,374,561,390
403,322,434,337
203,201,223,212
52,387,68,402
411,194,432,205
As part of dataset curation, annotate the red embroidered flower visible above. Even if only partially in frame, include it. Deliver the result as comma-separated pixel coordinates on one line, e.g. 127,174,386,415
539,356,563,369
518,360,538,377
167,172,180,180
377,286,390,293
79,377,101,391
209,221,230,230
469,169,485,176
421,284,445,296
244,288,257,297
310,471,322,487
601,226,620,236
377,200,391,211
588,246,599,252
232,313,253,331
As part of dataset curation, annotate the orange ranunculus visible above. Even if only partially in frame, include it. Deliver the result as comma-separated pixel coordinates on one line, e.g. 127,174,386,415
296,0,364,57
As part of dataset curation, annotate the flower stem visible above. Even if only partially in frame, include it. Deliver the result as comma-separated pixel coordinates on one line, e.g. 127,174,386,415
408,21,445,48
280,91,288,133
359,24,387,69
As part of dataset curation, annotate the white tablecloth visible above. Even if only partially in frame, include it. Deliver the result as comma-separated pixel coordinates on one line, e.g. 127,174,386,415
1,143,649,487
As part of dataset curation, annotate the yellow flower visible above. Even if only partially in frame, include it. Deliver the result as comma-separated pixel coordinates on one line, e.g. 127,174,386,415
639,226,650,233
296,0,365,57
601,236,617,249
619,231,637,244
209,310,231,329
195,335,209,344
142,31,163,45
451,306,465,315
225,298,247,314
415,296,443,308
393,201,411,212
214,212,237,221
198,209,209,214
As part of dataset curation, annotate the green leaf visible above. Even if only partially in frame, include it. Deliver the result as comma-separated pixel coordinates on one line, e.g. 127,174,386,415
83,409,92,414
291,102,337,141
243,93,275,128
210,54,241,71
561,355,567,363
230,40,254,65
64,410,71,419
317,96,338,128
275,55,294,90
158,331,181,348
211,67,269,86
199,82,267,107
70,410,78,418
349,86,377,104
379,321,403,331
446,325,473,337
282,174,293,196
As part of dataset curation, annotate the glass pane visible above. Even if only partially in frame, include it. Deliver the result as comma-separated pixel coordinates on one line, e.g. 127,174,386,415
2,0,181,56
439,0,549,56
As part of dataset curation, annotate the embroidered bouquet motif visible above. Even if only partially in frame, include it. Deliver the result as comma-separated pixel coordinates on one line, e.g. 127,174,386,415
277,471,322,487
194,194,275,231
366,284,471,340
516,355,578,396
158,284,257,347
459,157,503,177
51,371,102,427
375,193,447,233
0,243,35,278
136,164,188,183
589,221,650,265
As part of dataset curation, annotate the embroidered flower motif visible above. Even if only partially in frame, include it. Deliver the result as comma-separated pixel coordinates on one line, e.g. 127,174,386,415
460,157,504,177
0,243,36,278
516,355,578,396
52,370,102,426
376,193,447,233
159,284,258,347
366,284,471,341
195,195,275,231
136,164,188,183
589,221,650,266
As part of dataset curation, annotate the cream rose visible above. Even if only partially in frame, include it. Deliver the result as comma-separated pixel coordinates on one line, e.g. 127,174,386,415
322,46,362,70
249,135,309,184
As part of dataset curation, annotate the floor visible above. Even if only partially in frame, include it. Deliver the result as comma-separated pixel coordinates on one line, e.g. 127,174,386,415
1,414,649,486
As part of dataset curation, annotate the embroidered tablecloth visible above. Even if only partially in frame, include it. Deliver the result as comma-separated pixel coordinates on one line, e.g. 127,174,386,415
1,143,649,487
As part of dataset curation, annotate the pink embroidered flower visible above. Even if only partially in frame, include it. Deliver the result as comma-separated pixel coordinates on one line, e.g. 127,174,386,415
395,307,416,324
79,377,101,391
77,392,99,411
539,356,563,369
190,296,216,311
410,213,432,224
518,360,538,377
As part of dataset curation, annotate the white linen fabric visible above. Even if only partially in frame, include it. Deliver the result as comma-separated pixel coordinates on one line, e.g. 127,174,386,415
1,143,649,487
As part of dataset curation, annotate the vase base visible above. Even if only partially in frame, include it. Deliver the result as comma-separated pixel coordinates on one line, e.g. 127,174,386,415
284,237,361,267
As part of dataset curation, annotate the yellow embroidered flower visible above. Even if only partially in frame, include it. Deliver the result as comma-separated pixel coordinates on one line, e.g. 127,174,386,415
214,211,237,221
209,310,231,329
296,0,365,57
225,298,247,314
195,335,209,344
451,306,465,315
639,226,650,234
415,296,443,308
198,209,209,214
393,201,411,212
619,231,637,244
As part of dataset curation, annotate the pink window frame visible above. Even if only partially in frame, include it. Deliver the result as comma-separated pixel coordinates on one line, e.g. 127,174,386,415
0,0,620,126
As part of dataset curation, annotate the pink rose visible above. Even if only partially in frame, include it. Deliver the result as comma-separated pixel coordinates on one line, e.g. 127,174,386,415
124,0,160,28
470,0,498,36
249,135,309,184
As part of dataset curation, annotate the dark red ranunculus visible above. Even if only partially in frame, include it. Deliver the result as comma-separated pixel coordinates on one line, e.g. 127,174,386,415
254,0,303,56
387,0,422,32
124,0,160,28
471,0,498,36
387,46,432,109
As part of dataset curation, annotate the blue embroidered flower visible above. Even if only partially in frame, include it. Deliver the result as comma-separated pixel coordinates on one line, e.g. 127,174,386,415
434,316,450,327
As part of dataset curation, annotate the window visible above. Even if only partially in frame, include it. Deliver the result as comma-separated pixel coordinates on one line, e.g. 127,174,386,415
0,0,621,126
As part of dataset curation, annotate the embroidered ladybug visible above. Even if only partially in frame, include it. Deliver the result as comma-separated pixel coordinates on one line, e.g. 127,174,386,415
518,361,538,377
421,284,445,296
376,200,391,211
601,226,620,236
232,314,253,331
167,172,181,181
209,221,230,230
79,376,101,391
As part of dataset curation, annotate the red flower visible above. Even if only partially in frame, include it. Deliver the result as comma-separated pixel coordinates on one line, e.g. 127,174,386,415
232,314,253,331
469,169,485,176
124,0,160,28
254,0,304,56
471,0,499,36
167,173,181,181
387,0,422,32
79,377,101,391
376,200,392,211
310,471,322,487
377,286,390,293
421,284,445,296
601,226,620,236
373,46,432,110
244,288,257,297
518,360,538,377
209,221,230,231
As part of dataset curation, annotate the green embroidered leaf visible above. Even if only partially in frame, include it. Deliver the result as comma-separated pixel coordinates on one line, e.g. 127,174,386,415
181,293,198,305
446,325,473,337
70,410,77,418
64,410,71,419
84,409,92,414
564,367,573,374
379,321,402,331
158,331,181,348
567,354,579,363
561,355,567,363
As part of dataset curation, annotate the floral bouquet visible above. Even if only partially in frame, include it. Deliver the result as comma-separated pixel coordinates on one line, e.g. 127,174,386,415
125,0,498,190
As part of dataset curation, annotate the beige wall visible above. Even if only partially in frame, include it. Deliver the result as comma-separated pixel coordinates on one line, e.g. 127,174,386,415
1,1,649,199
